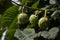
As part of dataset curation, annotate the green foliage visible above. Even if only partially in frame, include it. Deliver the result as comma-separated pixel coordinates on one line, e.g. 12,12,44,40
8,17,19,29
31,1,39,9
1,5,19,28
5,29,18,40
5,11,20,40
5,18,19,40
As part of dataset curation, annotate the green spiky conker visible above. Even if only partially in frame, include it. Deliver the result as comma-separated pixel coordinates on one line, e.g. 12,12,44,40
29,14,38,24
18,13,28,24
38,17,49,30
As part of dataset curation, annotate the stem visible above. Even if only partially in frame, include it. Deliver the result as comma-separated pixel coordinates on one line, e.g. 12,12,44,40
22,6,24,13
44,10,47,17
35,10,39,16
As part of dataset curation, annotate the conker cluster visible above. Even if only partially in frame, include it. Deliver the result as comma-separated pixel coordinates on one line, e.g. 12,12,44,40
18,12,49,30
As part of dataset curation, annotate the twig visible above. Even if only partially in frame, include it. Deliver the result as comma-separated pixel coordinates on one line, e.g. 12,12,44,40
12,1,58,11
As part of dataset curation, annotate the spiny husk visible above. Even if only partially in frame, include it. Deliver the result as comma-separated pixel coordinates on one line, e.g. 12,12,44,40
38,17,49,30
29,14,38,24
18,13,28,24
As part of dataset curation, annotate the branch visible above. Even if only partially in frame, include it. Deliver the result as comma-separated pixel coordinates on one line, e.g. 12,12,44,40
11,1,57,11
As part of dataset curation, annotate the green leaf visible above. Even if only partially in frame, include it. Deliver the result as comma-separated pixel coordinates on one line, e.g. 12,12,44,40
1,5,19,28
9,17,19,29
5,17,19,40
5,29,16,40
5,8,22,40
31,1,39,9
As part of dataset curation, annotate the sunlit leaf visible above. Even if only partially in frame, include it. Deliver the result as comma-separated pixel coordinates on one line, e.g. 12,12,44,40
23,28,35,38
49,0,57,5
14,28,35,40
31,0,39,9
48,27,59,39
41,31,49,38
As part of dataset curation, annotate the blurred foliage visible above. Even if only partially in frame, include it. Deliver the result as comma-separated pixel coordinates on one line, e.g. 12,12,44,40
0,0,13,15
